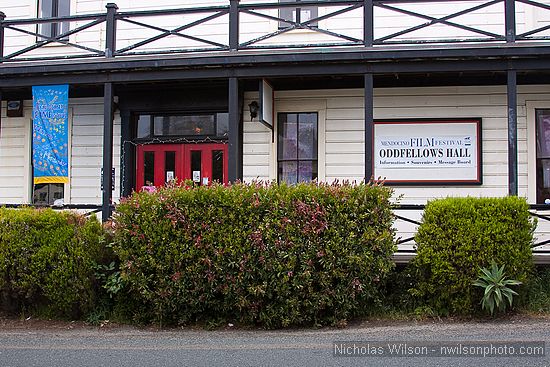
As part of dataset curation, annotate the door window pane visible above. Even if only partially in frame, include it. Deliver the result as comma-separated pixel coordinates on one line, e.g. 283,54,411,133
143,151,155,186
212,150,224,183
165,151,176,183
191,151,202,184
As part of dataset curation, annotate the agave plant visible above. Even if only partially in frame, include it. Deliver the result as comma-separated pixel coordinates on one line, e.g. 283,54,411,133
473,261,522,316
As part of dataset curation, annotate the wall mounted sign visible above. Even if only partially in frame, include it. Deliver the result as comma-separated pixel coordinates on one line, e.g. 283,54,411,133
373,119,482,185
32,85,69,184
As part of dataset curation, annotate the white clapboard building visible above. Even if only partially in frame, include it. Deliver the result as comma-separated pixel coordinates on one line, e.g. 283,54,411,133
1,0,550,258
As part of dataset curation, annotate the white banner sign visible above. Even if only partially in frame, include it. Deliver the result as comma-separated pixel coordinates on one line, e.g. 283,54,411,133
374,120,481,184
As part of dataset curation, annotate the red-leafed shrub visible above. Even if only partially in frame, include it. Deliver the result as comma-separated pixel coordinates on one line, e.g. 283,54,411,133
112,181,396,328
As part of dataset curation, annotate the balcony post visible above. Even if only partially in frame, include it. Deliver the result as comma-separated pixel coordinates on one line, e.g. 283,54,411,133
505,0,515,43
105,3,118,57
363,0,373,46
507,70,518,196
229,0,239,50
102,82,115,220
228,77,242,182
0,12,5,63
364,73,374,181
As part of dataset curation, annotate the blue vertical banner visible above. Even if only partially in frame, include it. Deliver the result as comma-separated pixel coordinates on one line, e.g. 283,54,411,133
32,85,69,184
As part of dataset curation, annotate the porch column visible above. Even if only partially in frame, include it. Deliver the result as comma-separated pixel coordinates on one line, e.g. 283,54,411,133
228,77,242,182
364,73,374,181
507,70,518,196
102,82,114,220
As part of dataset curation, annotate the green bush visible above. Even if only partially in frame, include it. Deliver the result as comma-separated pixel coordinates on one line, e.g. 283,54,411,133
0,208,106,318
112,181,396,328
408,197,535,316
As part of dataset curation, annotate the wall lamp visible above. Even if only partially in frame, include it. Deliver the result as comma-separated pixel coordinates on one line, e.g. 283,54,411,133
248,101,259,120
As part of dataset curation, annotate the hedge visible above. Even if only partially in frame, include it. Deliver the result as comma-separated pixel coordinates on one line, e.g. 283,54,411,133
408,196,535,315
0,208,106,318
112,181,396,328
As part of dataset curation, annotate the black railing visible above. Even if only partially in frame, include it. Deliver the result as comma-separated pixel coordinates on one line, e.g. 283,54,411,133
0,0,549,62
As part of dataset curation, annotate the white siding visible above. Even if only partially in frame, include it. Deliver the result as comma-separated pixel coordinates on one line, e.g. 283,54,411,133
0,101,31,204
0,98,121,206
245,85,550,203
70,97,121,205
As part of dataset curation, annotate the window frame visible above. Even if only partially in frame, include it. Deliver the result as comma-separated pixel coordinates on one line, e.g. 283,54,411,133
277,112,319,184
37,0,71,42
535,108,550,204
278,0,319,29
133,112,229,142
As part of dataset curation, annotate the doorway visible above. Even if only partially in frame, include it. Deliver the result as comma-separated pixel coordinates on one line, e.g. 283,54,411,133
136,143,228,189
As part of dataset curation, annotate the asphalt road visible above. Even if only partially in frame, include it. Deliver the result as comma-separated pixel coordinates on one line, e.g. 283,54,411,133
0,318,549,367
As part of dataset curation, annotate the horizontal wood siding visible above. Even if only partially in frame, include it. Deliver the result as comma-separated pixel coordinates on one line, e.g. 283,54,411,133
70,97,121,204
0,101,30,203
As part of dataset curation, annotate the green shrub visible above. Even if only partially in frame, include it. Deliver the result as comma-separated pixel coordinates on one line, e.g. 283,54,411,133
0,208,106,318
526,266,550,313
408,197,535,316
112,181,396,328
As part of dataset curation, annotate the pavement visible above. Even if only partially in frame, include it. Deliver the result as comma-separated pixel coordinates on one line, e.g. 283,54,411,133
0,316,549,367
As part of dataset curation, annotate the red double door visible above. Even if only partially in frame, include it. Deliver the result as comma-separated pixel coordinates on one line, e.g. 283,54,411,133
136,143,228,189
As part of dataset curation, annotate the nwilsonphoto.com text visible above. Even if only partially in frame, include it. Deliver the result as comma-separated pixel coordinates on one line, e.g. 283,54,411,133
333,341,545,358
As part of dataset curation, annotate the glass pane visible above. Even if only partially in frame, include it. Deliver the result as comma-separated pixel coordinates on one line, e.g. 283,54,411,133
537,110,550,158
216,113,229,137
33,183,64,205
191,151,202,185
154,115,215,136
278,161,298,185
165,151,176,183
278,113,298,160
58,0,70,35
50,183,64,201
33,183,49,205
298,161,317,182
298,114,317,159
542,160,550,189
38,0,54,40
143,151,155,186
212,150,224,183
136,115,151,138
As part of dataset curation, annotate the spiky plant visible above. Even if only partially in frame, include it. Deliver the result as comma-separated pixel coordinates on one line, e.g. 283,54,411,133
473,261,522,316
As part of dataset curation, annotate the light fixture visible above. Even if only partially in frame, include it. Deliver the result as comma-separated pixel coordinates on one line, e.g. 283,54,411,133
248,101,259,120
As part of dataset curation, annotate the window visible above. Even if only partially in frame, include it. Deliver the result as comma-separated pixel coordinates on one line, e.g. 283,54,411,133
536,109,550,203
38,0,70,41
278,112,318,184
135,113,229,139
279,0,319,29
33,183,64,205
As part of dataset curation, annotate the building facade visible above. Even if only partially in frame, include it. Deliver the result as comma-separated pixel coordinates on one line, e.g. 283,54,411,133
1,0,550,251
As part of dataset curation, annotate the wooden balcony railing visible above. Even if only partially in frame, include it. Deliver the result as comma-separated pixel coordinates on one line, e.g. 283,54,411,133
0,0,549,62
